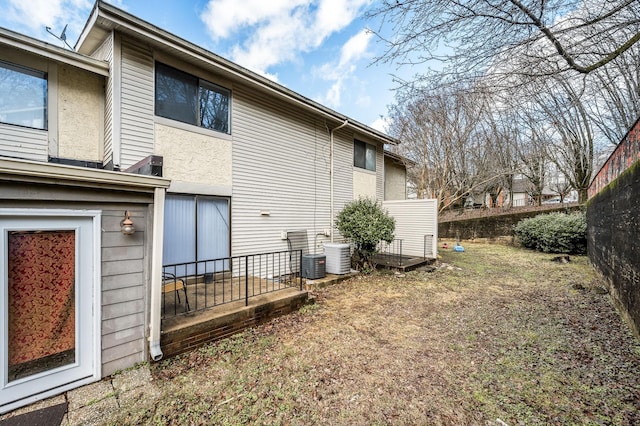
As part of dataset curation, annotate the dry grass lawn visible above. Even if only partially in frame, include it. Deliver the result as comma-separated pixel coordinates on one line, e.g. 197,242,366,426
110,243,640,425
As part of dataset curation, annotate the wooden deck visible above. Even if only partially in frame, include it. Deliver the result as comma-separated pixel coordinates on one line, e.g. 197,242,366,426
371,253,435,272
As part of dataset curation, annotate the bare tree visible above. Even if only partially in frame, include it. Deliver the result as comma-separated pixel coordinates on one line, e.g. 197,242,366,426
369,0,640,85
387,84,504,212
587,41,640,145
513,115,549,206
525,76,594,203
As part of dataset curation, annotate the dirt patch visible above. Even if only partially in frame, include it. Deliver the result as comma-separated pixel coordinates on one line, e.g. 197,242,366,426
110,243,640,425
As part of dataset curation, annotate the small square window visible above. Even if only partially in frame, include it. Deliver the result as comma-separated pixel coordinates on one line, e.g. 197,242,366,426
354,139,376,171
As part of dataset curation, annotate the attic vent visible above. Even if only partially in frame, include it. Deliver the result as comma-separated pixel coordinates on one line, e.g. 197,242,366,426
324,243,351,274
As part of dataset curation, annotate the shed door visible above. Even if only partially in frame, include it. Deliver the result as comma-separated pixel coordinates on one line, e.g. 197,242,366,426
0,214,98,413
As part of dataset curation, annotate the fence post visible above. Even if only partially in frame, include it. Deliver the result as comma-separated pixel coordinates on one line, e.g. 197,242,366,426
245,256,249,306
299,250,303,291
424,235,426,259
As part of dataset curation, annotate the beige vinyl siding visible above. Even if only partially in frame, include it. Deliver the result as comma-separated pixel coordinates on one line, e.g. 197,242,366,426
119,42,154,169
96,33,114,167
330,128,354,243
332,128,354,211
232,85,335,255
382,199,438,258
0,123,48,161
376,144,384,200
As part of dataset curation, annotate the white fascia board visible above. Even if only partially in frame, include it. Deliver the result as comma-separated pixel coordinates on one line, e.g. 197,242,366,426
0,27,109,77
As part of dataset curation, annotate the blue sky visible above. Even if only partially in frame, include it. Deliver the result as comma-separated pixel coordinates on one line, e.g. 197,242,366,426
0,0,409,133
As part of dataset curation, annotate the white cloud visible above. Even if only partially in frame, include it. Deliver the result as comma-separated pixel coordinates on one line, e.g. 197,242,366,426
337,27,372,67
200,0,371,74
5,0,93,47
315,28,372,108
370,116,389,133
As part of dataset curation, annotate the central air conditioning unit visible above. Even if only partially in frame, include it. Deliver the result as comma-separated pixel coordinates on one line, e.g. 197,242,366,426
302,254,326,279
324,243,351,274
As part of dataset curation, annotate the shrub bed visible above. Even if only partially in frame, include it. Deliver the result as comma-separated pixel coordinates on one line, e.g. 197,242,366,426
514,212,587,254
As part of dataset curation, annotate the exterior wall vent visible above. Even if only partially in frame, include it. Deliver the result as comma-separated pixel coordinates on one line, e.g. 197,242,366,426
302,254,326,279
324,243,351,274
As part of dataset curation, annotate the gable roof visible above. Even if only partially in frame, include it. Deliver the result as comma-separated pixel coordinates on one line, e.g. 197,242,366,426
76,0,399,146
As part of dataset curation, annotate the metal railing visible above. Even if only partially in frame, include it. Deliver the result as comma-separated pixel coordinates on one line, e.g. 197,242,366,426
376,239,404,266
162,249,303,319
375,235,436,267
424,234,434,258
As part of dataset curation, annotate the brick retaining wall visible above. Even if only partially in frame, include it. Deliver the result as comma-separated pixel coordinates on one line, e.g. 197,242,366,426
587,160,640,337
438,205,582,240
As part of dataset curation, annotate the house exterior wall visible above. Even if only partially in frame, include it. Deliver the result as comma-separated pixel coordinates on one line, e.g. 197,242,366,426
232,84,333,255
155,122,232,190
0,48,52,162
120,42,155,169
0,124,48,162
57,65,104,161
0,180,155,377
353,169,377,199
88,31,390,258
0,46,104,164
90,32,115,167
384,157,407,200
101,32,386,257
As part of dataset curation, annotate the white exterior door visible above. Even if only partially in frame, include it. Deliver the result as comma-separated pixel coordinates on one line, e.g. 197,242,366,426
0,211,100,413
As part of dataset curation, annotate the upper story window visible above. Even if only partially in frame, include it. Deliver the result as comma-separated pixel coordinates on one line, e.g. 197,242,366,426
354,139,376,171
155,62,230,134
0,61,47,130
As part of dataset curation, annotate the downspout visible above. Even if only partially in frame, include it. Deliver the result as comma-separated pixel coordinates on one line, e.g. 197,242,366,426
149,187,165,361
329,119,348,242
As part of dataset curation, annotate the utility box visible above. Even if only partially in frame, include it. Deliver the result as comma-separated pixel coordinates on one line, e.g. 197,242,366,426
324,243,351,274
302,254,326,279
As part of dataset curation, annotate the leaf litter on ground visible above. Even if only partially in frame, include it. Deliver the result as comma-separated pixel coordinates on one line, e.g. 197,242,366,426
110,243,640,425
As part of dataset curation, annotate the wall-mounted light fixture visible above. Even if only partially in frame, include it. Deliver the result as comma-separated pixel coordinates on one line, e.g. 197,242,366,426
120,210,135,235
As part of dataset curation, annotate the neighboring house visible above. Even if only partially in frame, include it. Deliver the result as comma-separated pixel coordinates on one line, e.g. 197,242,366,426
0,0,404,413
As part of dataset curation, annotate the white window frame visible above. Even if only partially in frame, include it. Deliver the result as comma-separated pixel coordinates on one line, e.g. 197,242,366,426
155,62,231,134
354,139,376,172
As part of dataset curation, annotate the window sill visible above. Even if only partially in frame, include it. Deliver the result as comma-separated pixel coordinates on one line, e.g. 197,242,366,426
154,116,232,141
353,167,377,175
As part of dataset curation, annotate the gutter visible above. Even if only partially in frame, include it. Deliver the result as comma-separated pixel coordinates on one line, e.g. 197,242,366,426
0,157,170,191
329,120,349,242
149,187,165,361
